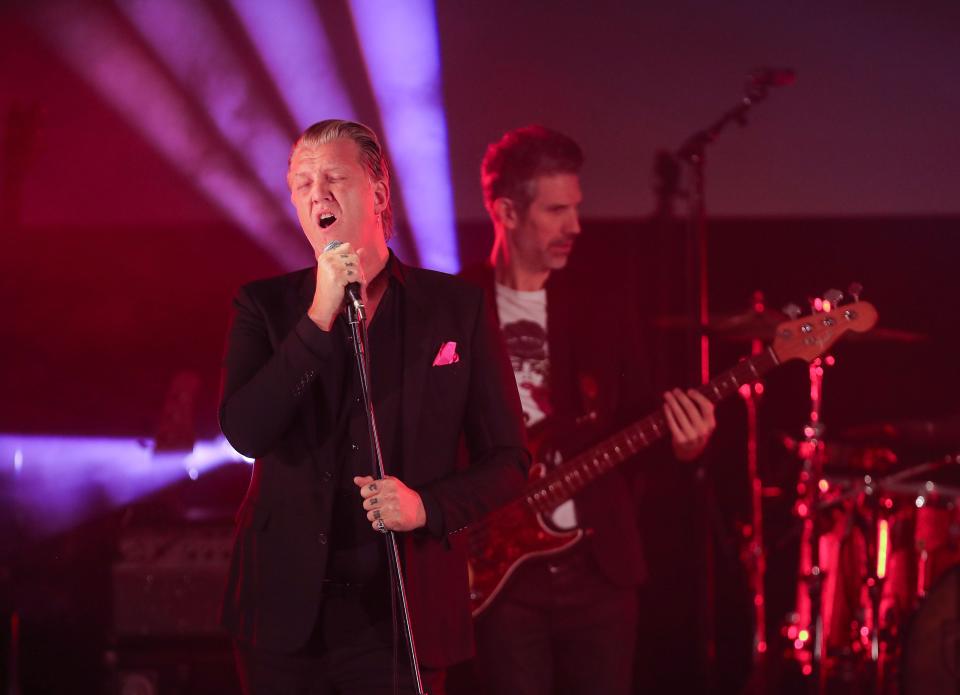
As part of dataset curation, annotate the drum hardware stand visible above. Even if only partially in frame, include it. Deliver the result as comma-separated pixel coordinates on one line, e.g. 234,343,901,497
786,285,896,695
785,290,844,693
859,476,891,695
792,412,827,691
824,287,894,695
821,472,891,694
737,291,771,695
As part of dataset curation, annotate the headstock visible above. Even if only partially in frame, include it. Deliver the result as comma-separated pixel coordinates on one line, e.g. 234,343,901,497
771,301,878,364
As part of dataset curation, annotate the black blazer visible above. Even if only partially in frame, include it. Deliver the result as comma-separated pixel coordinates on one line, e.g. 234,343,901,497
460,261,664,589
219,257,529,667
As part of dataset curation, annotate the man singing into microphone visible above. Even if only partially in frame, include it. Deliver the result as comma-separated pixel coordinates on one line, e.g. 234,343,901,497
218,119,528,694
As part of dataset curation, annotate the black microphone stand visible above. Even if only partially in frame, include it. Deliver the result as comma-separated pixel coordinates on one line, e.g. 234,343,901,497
676,74,780,382
346,296,427,695
672,72,790,694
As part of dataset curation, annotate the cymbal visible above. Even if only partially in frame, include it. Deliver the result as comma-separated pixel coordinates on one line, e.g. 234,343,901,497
654,309,786,341
779,433,899,474
843,327,928,343
839,413,960,449
655,311,927,343
707,309,788,341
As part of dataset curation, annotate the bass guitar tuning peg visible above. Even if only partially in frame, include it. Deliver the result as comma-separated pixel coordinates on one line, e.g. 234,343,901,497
823,289,844,306
847,282,863,302
782,303,802,319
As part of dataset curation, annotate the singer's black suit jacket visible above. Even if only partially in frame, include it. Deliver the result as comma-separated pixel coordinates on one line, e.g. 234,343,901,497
218,256,529,667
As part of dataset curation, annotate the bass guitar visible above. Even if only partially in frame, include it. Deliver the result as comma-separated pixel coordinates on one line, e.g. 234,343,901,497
466,301,878,616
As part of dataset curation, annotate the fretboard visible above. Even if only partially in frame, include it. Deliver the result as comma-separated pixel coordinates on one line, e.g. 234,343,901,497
522,347,780,514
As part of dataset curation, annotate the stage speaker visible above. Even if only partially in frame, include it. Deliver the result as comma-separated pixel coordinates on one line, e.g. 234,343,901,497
112,523,233,637
106,639,238,695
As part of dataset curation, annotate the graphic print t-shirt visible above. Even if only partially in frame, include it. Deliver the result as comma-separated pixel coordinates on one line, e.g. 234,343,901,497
495,283,577,529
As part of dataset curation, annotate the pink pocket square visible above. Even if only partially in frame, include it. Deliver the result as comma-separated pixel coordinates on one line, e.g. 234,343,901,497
432,341,460,366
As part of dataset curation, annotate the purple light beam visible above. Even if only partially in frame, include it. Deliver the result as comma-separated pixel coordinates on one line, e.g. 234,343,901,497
348,0,459,272
29,1,310,268
228,0,357,128
117,0,300,224
0,433,250,537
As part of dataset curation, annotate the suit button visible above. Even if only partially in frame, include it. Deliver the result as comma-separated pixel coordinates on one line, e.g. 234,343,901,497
351,442,359,451
318,532,328,545
320,471,333,483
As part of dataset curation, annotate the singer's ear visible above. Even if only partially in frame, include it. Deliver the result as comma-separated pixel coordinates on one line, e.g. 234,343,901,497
372,178,389,215
491,197,517,229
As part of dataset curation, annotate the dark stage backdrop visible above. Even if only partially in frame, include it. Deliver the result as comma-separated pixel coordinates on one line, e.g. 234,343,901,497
3,2,960,232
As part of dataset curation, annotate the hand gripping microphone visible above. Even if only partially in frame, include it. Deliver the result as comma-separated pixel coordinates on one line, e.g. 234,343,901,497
322,239,365,320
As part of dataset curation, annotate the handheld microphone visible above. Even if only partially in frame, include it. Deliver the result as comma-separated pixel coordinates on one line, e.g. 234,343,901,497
322,240,365,320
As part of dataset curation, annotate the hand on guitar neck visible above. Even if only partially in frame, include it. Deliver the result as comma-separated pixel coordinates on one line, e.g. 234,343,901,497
663,387,717,461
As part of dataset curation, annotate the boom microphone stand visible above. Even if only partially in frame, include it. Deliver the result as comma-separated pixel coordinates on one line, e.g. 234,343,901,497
346,296,427,695
675,67,795,383
672,68,795,689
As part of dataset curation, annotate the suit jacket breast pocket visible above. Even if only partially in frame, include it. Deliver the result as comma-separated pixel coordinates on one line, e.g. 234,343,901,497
427,360,469,416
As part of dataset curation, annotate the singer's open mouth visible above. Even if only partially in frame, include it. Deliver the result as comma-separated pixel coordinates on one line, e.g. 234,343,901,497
318,213,337,229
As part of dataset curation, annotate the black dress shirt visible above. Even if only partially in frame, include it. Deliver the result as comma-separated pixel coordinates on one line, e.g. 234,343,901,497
327,263,403,587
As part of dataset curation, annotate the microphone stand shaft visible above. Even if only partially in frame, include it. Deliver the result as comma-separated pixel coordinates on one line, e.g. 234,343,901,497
347,302,426,695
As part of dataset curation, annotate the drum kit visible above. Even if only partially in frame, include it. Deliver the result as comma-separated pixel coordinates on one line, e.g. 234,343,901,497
686,290,955,695
787,429,960,695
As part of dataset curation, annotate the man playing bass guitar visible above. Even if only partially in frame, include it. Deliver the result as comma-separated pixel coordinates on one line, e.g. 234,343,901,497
459,125,717,695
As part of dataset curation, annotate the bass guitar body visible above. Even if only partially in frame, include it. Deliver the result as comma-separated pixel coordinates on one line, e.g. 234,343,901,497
467,463,583,617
